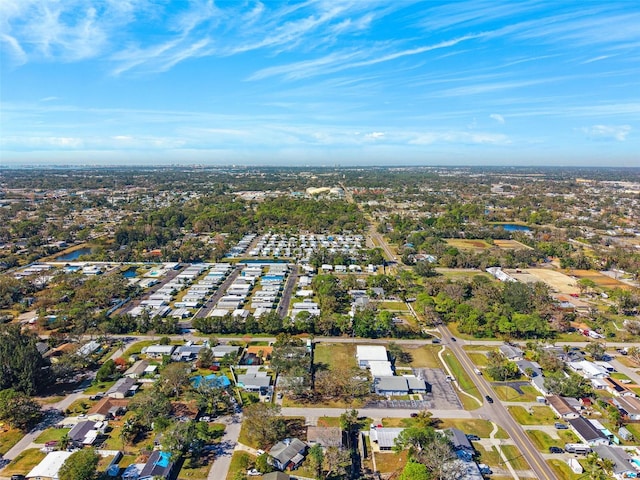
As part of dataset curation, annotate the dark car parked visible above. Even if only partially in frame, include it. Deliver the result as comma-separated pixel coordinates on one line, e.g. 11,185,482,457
549,446,564,454
485,395,494,404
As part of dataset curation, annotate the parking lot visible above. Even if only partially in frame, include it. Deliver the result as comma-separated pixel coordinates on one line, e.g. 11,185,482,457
414,368,462,410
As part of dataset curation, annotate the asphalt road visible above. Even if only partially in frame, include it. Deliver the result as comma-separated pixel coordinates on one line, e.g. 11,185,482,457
276,265,298,317
438,324,557,480
207,414,243,480
195,266,241,318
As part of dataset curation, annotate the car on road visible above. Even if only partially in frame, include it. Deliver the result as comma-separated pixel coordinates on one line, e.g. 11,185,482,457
554,422,569,429
474,368,482,375
548,446,564,454
466,434,480,441
432,338,441,344
410,413,418,418
450,337,457,342
256,449,265,456
485,395,494,404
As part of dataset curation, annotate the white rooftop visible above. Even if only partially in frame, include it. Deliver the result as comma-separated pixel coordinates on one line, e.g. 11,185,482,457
356,345,388,362
27,451,73,480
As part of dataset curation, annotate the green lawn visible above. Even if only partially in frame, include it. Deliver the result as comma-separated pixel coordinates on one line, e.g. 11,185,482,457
508,406,557,425
1,448,46,476
0,427,23,455
493,385,540,402
374,450,408,475
35,427,70,443
317,417,342,427
526,429,579,451
179,453,216,479
83,380,116,395
225,451,253,480
437,419,508,439
548,459,584,480
467,352,489,367
396,346,442,368
122,340,157,359
501,444,531,471
313,343,356,370
65,398,96,414
441,349,481,410
474,444,502,469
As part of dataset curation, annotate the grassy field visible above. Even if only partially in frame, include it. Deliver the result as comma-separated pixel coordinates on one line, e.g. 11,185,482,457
501,444,531,471
493,385,540,402
437,419,508,439
179,453,215,479
467,352,489,367
444,239,492,251
526,429,578,451
396,345,442,368
225,451,253,480
0,427,23,455
65,398,97,414
313,343,356,370
35,427,70,443
435,268,493,281
317,417,342,427
374,450,408,475
474,444,502,469
572,269,630,290
378,301,408,310
1,448,46,476
548,459,584,480
441,349,481,410
508,406,557,425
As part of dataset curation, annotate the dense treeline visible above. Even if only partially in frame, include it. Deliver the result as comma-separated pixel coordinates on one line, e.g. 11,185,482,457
0,325,51,394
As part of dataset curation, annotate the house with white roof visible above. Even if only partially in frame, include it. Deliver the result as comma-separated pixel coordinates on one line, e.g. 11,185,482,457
26,451,73,480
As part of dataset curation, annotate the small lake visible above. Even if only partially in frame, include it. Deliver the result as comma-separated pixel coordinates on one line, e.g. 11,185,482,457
54,247,92,261
496,224,531,232
122,269,138,278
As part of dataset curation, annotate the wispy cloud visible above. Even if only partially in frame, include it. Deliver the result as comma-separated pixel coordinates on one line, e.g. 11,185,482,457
490,113,505,124
581,124,631,141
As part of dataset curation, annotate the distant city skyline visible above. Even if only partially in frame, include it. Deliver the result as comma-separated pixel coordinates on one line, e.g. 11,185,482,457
1,1,638,166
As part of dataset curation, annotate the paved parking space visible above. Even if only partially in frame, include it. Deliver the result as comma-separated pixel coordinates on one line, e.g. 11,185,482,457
368,399,433,409
414,368,462,410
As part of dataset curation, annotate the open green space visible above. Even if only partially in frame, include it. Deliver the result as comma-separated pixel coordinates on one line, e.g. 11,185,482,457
467,352,489,367
526,429,578,451
474,444,502,469
437,419,508,439
35,427,71,443
317,416,342,427
548,459,584,480
396,345,442,368
501,444,530,471
374,450,408,475
179,453,215,479
0,427,23,455
1,448,46,476
441,349,482,410
508,406,557,425
378,301,407,310
83,380,117,395
493,385,539,402
225,451,254,480
313,343,356,370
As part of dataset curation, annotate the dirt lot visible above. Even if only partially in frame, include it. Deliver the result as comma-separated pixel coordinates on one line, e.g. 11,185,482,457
572,269,631,290
444,239,492,251
493,239,533,250
521,268,579,294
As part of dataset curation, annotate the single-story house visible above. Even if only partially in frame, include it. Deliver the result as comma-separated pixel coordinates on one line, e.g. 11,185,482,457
499,344,524,361
568,417,610,446
26,451,73,480
603,377,636,397
369,426,404,451
211,345,241,358
531,375,549,395
142,345,176,359
139,451,175,480
515,360,542,377
262,473,291,480
374,376,427,396
445,428,474,460
306,427,344,449
124,360,150,379
356,345,388,368
592,445,636,480
270,438,308,471
68,420,106,446
568,360,609,379
547,395,580,419
106,377,139,398
171,344,204,362
236,373,271,392
87,398,129,421
613,396,640,421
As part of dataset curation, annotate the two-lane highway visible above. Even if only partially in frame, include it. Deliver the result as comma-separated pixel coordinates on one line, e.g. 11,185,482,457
437,324,557,480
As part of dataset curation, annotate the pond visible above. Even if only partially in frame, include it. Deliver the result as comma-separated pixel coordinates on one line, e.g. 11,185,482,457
496,224,531,232
54,247,92,261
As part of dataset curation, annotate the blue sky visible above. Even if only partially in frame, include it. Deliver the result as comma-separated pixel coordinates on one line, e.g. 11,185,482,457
1,0,639,166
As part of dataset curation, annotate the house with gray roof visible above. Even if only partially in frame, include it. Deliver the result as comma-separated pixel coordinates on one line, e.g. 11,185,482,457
269,438,307,471
592,445,635,480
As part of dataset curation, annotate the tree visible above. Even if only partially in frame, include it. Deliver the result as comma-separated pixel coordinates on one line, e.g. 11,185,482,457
58,448,99,480
243,403,286,447
585,342,606,361
196,347,215,369
340,409,361,450
324,446,351,478
254,453,274,474
485,351,520,381
628,346,640,365
95,359,117,382
158,362,191,397
544,371,592,398
307,444,324,479
129,388,171,428
394,426,461,480
399,461,429,480
0,388,42,430
414,260,436,277
0,324,51,394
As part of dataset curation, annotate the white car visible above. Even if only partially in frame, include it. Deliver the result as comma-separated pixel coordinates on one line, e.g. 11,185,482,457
247,469,261,476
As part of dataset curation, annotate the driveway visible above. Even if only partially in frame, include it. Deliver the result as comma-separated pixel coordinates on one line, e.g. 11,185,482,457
207,413,243,480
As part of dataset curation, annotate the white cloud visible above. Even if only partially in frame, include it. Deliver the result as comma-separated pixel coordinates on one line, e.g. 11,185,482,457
365,132,385,139
490,113,505,124
582,124,631,141
409,131,510,145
